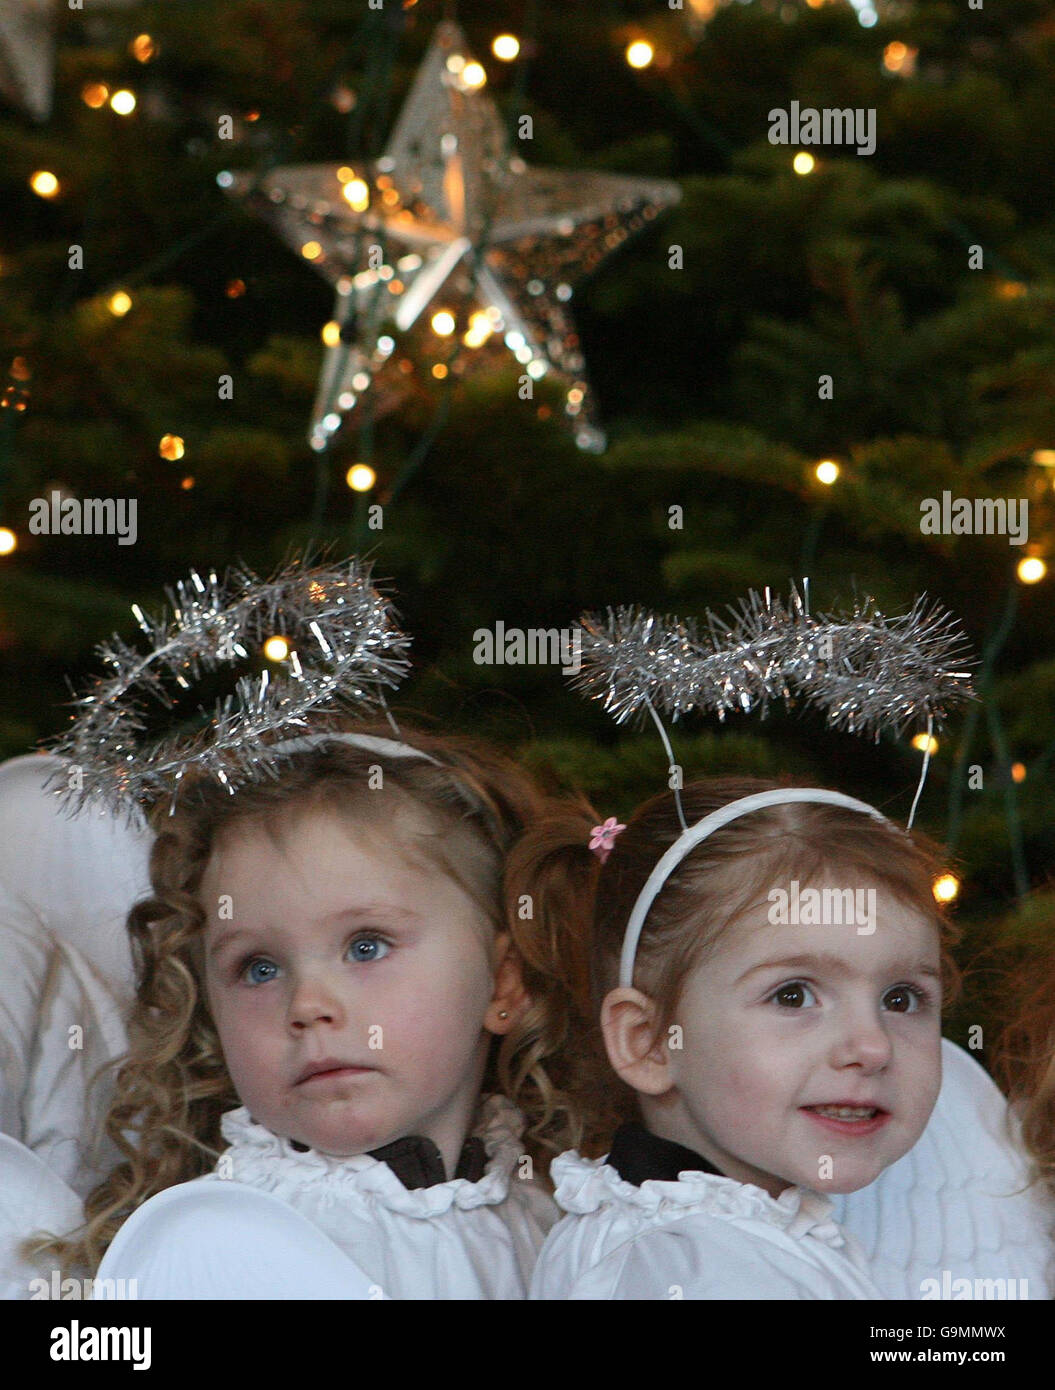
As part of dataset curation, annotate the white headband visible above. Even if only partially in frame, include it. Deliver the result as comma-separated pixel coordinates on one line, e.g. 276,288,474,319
267,732,440,765
618,788,891,988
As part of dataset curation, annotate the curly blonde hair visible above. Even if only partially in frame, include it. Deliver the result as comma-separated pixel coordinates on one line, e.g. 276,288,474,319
27,721,582,1278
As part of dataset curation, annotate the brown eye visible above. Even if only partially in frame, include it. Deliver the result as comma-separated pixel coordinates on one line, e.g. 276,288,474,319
771,981,814,1009
883,984,923,1013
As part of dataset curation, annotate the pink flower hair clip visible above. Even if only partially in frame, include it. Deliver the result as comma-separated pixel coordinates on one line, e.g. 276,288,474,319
589,816,626,864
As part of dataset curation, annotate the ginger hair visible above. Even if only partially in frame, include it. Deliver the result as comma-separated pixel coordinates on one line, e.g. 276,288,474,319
506,774,962,1156
994,938,1055,1200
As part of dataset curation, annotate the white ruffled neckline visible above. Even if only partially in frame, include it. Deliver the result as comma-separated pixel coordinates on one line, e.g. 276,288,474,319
209,1093,528,1219
550,1150,849,1250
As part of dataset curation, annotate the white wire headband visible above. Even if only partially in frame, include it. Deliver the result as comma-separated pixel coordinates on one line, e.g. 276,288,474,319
565,582,975,987
617,787,890,988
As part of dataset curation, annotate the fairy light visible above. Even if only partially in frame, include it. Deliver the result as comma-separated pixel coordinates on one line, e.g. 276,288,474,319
108,291,133,316
432,363,449,379
463,311,494,348
0,528,16,556
342,178,370,211
131,34,157,62
912,733,939,756
492,34,520,61
932,873,960,904
321,320,342,348
815,459,839,485
1011,762,1027,783
263,636,290,662
110,90,137,116
626,41,654,69
462,62,487,89
159,434,185,461
1017,557,1046,584
30,171,59,198
882,42,917,76
346,464,376,492
301,241,323,261
180,476,195,491
793,152,815,175
431,310,456,337
81,83,109,108
1031,450,1055,467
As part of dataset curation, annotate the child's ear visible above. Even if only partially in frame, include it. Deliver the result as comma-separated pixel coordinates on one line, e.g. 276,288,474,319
484,932,530,1035
601,988,673,1096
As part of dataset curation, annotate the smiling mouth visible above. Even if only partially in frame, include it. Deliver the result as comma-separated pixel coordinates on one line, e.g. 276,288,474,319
805,1105,882,1120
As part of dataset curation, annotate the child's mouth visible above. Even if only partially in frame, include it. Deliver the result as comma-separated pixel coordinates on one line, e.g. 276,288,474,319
801,1104,890,1135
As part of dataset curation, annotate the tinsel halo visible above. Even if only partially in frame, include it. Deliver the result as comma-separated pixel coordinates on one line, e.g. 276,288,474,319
568,584,975,740
48,557,413,817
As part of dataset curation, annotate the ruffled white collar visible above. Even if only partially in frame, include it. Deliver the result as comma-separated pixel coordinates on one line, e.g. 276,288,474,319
550,1149,850,1250
211,1094,528,1219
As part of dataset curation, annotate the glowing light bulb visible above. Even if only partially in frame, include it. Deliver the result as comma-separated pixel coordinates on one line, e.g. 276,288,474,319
912,733,939,756
110,90,137,115
159,434,185,461
342,178,370,211
131,34,157,63
0,527,16,556
793,152,815,175
1011,762,1027,783
462,62,487,89
82,83,109,108
321,320,342,348
492,34,520,61
301,241,323,261
1031,450,1055,467
263,636,290,662
815,460,839,485
626,41,654,69
431,311,456,337
30,171,59,198
932,874,960,904
1017,557,1047,584
346,464,376,492
109,291,133,316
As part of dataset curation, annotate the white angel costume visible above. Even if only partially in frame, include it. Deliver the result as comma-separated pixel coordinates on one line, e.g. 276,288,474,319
95,1095,556,1299
531,1038,1055,1300
1,753,1053,1301
531,1128,883,1299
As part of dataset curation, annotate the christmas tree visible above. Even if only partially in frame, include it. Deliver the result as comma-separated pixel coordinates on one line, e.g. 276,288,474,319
1,0,1053,1045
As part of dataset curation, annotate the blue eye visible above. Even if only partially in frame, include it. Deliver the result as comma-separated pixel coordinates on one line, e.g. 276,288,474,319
347,935,390,964
769,980,818,1010
242,957,279,986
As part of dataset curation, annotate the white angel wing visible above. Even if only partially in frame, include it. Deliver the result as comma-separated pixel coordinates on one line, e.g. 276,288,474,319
0,1132,85,1300
94,1180,383,1300
833,1038,1055,1299
0,753,151,999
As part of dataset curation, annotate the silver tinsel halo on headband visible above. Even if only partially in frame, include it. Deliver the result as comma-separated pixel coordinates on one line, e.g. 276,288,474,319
568,584,975,739
48,557,413,816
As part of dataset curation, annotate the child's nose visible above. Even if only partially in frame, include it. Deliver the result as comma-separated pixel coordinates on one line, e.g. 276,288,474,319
830,1007,893,1071
287,973,347,1029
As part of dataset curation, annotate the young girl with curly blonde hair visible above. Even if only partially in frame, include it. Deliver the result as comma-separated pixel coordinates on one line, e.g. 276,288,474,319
24,724,587,1299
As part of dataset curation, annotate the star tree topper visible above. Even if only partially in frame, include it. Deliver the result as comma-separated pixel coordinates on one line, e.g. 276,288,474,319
225,21,681,453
